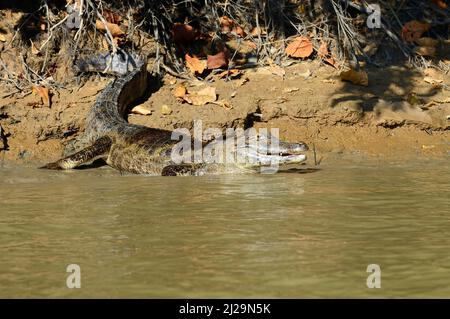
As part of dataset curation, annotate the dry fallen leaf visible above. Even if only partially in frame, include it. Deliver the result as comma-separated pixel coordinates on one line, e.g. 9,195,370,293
285,36,314,58
317,41,329,58
102,9,122,24
131,105,151,115
0,34,6,42
363,43,379,56
324,57,337,68
414,46,436,57
402,20,430,43
172,23,198,44
282,87,299,94
161,104,172,115
218,69,241,79
250,27,266,36
207,51,228,69
432,0,448,9
424,68,444,81
424,77,443,85
183,86,217,106
340,69,369,86
415,37,439,47
32,85,51,107
219,16,234,33
173,84,187,99
185,54,207,75
219,16,246,37
95,20,124,37
232,25,246,37
30,40,40,55
212,99,232,109
434,97,450,103
236,77,249,87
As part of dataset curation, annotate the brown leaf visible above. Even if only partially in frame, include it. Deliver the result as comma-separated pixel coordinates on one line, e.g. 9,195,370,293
285,36,313,58
402,21,430,43
414,46,436,57
212,99,232,109
173,84,187,99
340,69,369,86
423,68,444,81
415,37,439,47
363,43,379,56
233,25,246,37
207,51,229,69
432,0,448,9
102,9,122,24
185,54,207,75
183,86,217,106
324,57,337,68
172,23,198,44
218,69,241,79
219,16,234,33
30,40,40,55
32,85,51,107
424,76,443,85
317,41,329,58
95,20,124,37
250,27,266,36
219,16,246,37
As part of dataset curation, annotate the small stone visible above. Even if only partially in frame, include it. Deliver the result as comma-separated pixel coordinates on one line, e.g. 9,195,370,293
161,104,172,115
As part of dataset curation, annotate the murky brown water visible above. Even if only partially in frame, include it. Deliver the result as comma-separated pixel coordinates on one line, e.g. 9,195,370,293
0,157,449,298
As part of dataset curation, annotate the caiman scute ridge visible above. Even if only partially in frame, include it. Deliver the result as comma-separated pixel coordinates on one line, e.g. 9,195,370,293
41,51,308,175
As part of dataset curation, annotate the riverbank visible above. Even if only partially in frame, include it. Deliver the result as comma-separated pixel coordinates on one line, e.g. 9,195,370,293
1,60,449,166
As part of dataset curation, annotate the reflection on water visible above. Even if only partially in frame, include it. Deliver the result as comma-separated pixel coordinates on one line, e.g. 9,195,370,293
0,159,449,298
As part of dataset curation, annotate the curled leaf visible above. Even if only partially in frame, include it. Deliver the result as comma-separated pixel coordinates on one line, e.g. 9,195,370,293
182,86,217,106
431,0,448,9
340,69,369,86
285,36,313,58
415,37,439,47
185,54,207,75
402,21,430,43
173,84,187,99
30,40,40,55
95,20,124,37
414,46,436,57
212,99,232,109
131,105,151,115
172,23,198,44
218,69,241,79
207,51,228,69
317,41,329,58
32,85,51,107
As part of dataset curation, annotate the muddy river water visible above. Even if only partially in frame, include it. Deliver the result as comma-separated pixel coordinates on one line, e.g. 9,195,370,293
0,157,449,297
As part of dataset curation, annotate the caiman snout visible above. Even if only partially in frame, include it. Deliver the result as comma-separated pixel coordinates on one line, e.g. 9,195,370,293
277,141,309,155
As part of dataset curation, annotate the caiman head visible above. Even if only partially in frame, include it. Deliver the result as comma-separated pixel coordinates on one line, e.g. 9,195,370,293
166,131,309,175
233,133,309,172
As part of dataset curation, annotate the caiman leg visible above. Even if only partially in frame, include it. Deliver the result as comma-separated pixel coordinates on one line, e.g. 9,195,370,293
161,164,205,176
40,136,112,170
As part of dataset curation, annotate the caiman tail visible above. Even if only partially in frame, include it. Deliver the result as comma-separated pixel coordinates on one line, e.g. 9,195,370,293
80,52,149,143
